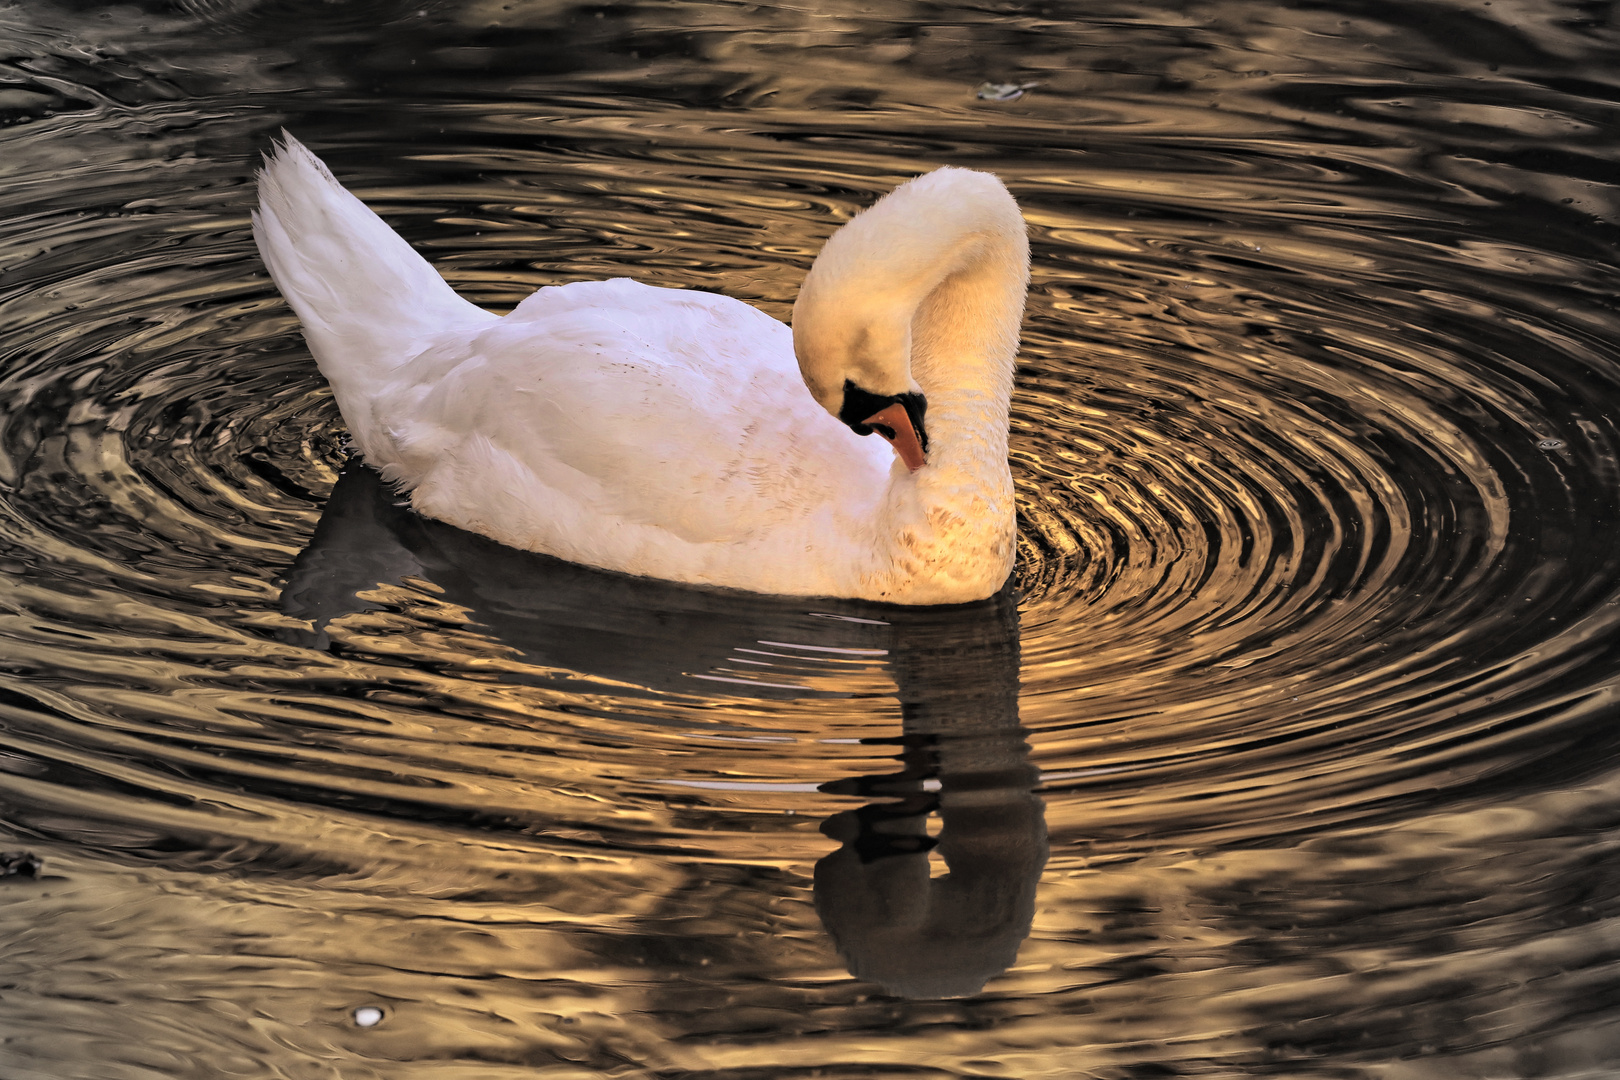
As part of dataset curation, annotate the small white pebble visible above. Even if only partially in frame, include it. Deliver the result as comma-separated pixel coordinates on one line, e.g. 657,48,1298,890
353,1006,384,1027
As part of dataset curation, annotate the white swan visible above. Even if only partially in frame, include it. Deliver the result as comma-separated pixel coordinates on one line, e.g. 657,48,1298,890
252,136,1029,604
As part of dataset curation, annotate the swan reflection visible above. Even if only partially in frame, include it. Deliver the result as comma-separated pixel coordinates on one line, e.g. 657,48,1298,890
282,465,1047,997
815,587,1046,999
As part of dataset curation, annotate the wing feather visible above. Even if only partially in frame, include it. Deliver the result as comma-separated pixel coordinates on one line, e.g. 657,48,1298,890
370,279,888,547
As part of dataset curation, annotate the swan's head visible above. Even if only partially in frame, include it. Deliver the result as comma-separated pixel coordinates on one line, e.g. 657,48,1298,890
792,167,1026,474
792,285,929,472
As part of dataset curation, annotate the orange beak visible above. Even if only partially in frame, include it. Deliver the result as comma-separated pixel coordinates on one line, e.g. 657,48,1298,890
863,402,927,472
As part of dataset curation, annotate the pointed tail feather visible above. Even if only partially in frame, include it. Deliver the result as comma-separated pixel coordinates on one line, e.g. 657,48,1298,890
252,134,495,395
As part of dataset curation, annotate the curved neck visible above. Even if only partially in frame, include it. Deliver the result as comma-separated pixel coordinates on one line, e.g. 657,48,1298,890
877,218,1027,603
792,169,1030,602
793,168,1030,421
908,244,1025,469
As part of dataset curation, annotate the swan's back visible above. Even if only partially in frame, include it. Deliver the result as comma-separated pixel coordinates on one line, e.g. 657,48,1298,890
361,277,894,592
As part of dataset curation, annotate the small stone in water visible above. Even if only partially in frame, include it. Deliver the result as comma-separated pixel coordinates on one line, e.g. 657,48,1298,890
1538,438,1565,450
0,851,40,878
976,81,1039,102
353,1006,384,1027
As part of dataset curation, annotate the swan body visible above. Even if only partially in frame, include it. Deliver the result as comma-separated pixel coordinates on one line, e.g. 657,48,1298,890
253,136,1029,603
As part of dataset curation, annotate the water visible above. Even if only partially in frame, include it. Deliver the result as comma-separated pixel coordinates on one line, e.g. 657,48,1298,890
2,0,1620,1075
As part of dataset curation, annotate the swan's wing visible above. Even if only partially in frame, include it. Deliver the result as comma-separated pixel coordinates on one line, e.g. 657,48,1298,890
366,279,890,547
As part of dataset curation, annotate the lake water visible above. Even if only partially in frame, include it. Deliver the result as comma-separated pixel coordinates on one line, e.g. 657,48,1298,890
2,0,1620,1076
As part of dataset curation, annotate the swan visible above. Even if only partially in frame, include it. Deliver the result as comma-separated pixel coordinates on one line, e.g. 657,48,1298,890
252,136,1029,604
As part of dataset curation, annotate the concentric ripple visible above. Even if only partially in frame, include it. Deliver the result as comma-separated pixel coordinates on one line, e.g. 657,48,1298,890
3,0,1620,1076
1014,203,1620,842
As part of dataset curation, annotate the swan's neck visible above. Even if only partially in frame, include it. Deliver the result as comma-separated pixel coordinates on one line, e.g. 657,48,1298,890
833,176,1028,601
872,252,1024,603
792,168,1029,602
908,243,1024,469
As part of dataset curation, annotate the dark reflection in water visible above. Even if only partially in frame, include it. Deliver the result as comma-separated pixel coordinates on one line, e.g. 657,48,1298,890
815,598,1045,1001
287,466,1048,1000
2,0,1620,1075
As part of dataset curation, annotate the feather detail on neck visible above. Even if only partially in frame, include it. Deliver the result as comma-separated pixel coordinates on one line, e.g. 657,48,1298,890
792,168,1029,603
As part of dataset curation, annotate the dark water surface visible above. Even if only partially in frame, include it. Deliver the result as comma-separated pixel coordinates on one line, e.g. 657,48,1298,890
3,0,1620,1076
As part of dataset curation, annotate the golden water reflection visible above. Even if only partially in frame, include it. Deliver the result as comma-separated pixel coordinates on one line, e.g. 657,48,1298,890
2,0,1620,1074
287,466,1048,1001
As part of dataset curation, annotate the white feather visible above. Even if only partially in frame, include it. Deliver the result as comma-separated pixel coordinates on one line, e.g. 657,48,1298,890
253,136,1029,603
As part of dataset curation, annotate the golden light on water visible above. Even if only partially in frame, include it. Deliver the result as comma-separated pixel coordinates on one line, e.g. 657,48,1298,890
2,0,1620,1075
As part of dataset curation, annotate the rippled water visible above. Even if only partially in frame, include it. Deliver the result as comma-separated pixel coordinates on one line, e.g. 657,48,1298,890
3,0,1620,1075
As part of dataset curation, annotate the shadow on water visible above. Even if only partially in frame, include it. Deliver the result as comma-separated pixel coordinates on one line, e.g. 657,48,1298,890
283,464,1048,999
